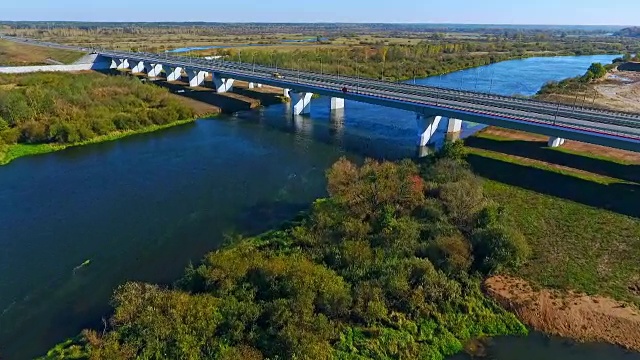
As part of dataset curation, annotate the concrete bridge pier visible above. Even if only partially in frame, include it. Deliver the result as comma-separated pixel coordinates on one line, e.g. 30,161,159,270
165,66,183,81
130,61,145,74
248,82,255,89
145,63,163,78
291,92,313,115
330,97,345,110
212,74,234,93
187,69,207,87
283,88,291,99
110,58,130,70
548,137,566,148
446,117,462,141
416,114,442,146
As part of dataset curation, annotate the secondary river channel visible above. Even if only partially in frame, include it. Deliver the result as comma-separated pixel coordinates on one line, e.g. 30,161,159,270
2,54,638,359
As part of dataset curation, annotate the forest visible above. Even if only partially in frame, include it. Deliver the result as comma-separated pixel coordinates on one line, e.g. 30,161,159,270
0,72,194,148
43,144,530,359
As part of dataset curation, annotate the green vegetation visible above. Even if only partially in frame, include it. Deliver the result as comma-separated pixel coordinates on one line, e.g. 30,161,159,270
42,150,529,359
0,39,84,65
201,36,639,82
464,131,640,305
484,180,640,303
0,72,196,164
538,61,615,96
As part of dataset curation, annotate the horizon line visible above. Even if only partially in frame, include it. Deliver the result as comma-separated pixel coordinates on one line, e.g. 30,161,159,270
0,20,635,27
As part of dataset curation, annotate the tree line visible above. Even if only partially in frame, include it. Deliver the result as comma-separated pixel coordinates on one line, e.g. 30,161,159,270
43,143,530,359
200,38,640,82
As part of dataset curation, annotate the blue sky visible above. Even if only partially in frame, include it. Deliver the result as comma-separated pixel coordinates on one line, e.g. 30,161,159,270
2,0,638,25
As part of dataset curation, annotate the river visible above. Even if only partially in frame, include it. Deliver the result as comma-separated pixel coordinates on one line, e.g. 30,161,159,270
1,54,635,359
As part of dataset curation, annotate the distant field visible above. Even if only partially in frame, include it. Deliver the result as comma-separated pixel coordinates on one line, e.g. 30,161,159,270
0,39,84,66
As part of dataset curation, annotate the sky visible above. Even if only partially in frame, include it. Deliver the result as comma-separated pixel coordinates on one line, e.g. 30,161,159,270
1,0,639,25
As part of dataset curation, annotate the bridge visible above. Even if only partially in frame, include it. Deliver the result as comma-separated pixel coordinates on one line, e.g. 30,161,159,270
3,36,640,152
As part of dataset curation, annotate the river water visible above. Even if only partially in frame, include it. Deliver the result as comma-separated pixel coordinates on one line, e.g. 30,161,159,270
1,54,634,359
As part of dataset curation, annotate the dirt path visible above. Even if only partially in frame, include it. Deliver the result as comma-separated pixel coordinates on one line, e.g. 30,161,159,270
485,276,640,351
593,69,640,113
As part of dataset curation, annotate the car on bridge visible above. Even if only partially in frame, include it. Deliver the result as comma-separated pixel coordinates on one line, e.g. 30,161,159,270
272,72,284,79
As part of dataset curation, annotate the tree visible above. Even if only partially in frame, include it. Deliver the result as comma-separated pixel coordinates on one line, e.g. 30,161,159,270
471,225,530,274
587,62,607,79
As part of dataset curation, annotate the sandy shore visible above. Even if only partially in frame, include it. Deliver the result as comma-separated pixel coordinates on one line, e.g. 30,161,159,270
485,276,640,352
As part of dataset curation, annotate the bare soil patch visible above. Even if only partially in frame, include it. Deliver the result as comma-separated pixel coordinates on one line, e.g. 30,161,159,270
485,275,640,351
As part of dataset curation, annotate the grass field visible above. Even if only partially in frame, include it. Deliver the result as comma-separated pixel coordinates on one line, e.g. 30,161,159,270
464,129,640,305
0,39,84,65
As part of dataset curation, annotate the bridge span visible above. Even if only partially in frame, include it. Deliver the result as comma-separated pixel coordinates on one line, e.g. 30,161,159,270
3,36,640,152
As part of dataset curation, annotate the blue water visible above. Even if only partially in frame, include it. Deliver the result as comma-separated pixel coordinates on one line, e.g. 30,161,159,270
0,54,625,359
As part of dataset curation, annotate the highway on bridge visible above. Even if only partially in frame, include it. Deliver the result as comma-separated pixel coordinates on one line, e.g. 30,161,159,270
3,36,640,152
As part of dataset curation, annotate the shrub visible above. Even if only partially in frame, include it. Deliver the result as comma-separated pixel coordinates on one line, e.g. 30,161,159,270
471,225,530,274
437,178,486,233
0,127,20,144
428,233,473,274
20,120,49,144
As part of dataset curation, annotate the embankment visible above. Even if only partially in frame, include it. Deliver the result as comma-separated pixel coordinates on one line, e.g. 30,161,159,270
485,276,640,352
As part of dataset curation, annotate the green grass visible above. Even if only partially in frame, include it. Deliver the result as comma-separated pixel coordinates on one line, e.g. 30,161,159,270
551,146,636,165
0,119,196,165
468,147,624,185
464,133,640,305
465,128,640,304
484,179,640,305
474,130,636,165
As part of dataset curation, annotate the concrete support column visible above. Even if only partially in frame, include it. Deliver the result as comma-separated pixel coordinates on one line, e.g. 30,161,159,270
130,61,145,74
416,114,442,147
212,74,234,93
447,118,462,133
165,66,183,81
283,88,291,99
188,69,207,87
248,82,255,89
145,63,163,77
110,58,129,70
257,83,263,88
548,137,566,148
291,92,313,115
330,97,345,110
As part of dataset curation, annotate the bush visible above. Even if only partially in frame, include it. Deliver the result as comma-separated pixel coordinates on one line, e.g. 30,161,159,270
471,225,530,274
428,233,473,274
0,116,7,131
438,178,486,233
0,127,20,144
20,121,49,144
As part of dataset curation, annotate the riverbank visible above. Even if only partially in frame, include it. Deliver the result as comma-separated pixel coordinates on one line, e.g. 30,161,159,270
537,62,640,113
464,124,640,350
0,118,197,165
0,71,287,166
39,154,530,359
485,275,640,352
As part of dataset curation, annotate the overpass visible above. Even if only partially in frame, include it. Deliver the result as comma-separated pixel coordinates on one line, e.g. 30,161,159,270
3,36,640,152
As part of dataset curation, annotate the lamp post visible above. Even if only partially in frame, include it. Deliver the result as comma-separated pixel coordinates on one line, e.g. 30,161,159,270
252,53,256,73
356,58,360,93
